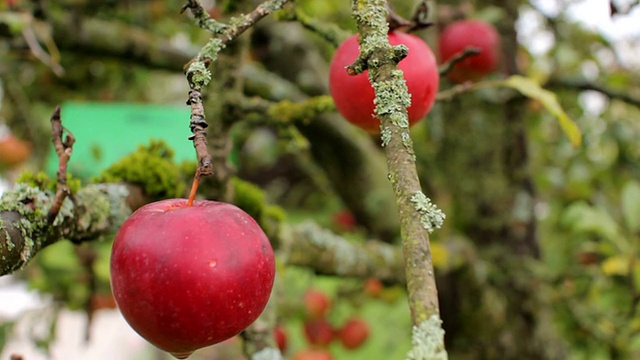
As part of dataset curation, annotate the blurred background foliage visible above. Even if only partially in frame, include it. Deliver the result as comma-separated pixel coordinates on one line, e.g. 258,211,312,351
1,0,640,359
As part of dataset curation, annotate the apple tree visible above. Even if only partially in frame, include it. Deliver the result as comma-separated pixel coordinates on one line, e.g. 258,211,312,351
0,0,639,359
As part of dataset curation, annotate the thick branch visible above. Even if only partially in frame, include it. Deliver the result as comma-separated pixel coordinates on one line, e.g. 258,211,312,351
282,221,405,283
0,183,131,276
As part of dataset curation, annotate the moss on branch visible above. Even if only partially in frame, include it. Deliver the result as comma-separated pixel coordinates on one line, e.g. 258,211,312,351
283,221,405,283
0,182,130,276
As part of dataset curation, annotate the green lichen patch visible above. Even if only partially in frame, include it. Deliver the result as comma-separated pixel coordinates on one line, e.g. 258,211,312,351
410,192,445,233
94,140,185,200
251,347,282,360
406,315,448,360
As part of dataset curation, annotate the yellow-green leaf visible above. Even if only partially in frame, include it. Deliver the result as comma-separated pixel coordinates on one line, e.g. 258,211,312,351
502,75,581,147
431,242,449,269
601,255,629,276
622,180,640,233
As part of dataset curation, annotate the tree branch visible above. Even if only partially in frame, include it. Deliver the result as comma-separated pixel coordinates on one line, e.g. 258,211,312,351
547,77,640,108
0,183,131,276
48,105,75,224
350,0,447,356
282,221,405,283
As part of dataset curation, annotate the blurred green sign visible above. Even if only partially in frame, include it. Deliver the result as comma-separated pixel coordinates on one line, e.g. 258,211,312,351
47,102,193,178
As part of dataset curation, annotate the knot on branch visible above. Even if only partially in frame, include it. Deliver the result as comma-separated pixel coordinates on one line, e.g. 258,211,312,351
346,44,408,76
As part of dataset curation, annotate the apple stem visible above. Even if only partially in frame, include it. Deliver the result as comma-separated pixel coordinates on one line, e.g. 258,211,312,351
187,170,201,206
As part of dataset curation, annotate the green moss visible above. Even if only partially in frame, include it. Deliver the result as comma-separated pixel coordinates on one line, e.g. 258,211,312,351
231,177,286,242
94,140,184,200
267,96,335,124
16,171,82,194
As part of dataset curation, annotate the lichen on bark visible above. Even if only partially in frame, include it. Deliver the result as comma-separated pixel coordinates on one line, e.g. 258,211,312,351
349,0,446,349
0,182,131,276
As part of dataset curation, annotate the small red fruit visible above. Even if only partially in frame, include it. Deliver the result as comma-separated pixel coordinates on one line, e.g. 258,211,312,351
274,325,288,353
364,277,383,298
329,32,440,134
438,19,501,83
303,289,332,319
303,319,334,346
293,349,334,360
332,210,356,232
338,317,370,350
110,199,276,359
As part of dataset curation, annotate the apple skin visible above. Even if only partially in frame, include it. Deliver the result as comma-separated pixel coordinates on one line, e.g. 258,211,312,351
303,318,335,346
329,32,440,134
338,317,370,350
438,19,501,83
110,198,276,359
274,325,288,353
303,289,332,319
293,349,334,360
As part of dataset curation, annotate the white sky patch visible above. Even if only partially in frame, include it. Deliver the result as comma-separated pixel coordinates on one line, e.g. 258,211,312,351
528,0,640,67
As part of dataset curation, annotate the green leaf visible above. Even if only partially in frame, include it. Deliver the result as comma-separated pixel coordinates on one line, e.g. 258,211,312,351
601,255,629,276
622,180,640,233
561,202,627,251
502,75,581,147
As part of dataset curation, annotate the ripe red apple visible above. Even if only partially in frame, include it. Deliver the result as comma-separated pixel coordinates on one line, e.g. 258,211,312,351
303,289,332,319
110,199,276,359
438,19,501,83
329,32,440,134
338,317,370,350
293,349,334,360
303,318,335,346
274,325,288,353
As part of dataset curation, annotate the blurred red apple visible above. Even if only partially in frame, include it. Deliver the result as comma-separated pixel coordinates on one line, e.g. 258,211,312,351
438,19,501,83
303,319,334,346
303,289,332,319
338,317,370,350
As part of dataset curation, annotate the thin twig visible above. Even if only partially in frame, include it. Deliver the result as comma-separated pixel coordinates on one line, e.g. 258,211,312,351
181,0,290,198
547,78,640,108
184,0,291,73
438,46,481,76
387,0,433,33
186,89,213,176
48,105,75,224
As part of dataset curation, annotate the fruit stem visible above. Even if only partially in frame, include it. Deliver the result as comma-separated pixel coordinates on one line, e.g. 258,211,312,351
187,170,200,206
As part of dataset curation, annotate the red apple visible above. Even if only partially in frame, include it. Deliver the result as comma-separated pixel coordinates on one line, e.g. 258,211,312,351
110,199,276,359
329,32,440,134
303,289,332,319
438,19,501,83
338,317,370,350
364,277,383,298
274,325,288,353
293,349,334,360
303,319,334,346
